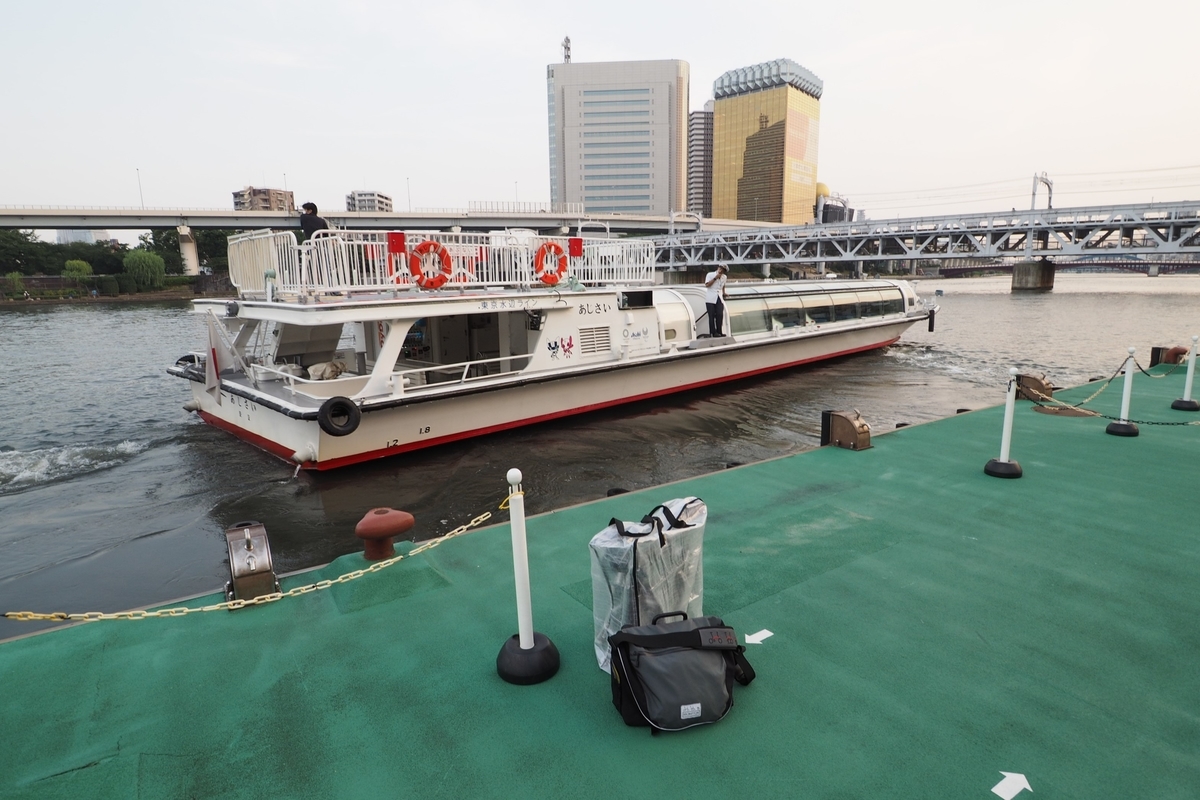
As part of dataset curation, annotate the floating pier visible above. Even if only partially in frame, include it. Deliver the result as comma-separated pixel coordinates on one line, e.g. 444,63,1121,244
2,364,1198,798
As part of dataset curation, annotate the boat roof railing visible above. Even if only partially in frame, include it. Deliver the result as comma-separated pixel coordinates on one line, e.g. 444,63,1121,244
227,229,656,299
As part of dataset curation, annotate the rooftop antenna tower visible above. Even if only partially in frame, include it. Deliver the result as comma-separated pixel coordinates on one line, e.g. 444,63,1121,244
562,36,571,63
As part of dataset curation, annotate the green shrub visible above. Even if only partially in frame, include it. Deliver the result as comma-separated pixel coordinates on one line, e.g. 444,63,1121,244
115,273,138,294
5,272,23,294
98,276,119,296
163,275,197,288
63,259,93,278
123,250,166,291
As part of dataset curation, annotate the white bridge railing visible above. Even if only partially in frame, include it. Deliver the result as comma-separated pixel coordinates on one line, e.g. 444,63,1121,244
227,229,654,297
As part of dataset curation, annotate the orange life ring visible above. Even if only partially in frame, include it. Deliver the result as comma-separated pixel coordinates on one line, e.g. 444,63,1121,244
408,241,453,289
534,242,568,286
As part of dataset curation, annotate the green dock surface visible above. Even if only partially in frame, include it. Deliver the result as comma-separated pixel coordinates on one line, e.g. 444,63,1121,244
2,369,1198,798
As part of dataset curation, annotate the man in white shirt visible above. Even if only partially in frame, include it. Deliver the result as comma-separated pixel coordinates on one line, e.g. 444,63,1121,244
703,264,728,337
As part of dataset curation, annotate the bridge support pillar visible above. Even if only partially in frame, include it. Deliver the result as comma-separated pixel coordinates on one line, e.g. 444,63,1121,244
177,225,200,276
1149,264,1160,277
1012,257,1054,292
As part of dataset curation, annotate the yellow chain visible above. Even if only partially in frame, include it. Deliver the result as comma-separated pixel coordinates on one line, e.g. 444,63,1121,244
1022,384,1103,416
5,507,501,623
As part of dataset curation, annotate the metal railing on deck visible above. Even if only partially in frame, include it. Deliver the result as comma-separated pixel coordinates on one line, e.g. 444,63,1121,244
228,229,298,295
226,229,654,297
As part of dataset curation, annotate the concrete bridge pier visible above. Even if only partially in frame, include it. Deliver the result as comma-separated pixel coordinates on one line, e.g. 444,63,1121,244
177,226,200,276
1012,257,1054,292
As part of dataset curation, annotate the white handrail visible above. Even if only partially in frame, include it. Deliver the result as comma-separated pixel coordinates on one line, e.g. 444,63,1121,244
227,229,654,297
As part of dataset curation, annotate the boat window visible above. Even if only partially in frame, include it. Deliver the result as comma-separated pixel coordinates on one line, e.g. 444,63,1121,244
802,295,833,324
882,289,905,314
765,296,805,329
831,293,859,321
856,290,885,318
727,297,769,334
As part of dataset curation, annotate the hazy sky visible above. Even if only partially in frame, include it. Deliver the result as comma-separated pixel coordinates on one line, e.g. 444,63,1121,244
5,0,1199,221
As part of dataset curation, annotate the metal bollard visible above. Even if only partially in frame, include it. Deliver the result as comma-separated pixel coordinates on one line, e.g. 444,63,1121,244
1106,347,1139,437
985,367,1023,478
1171,335,1199,412
496,468,560,685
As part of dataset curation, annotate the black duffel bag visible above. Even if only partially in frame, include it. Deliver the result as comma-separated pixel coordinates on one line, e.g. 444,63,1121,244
608,612,755,732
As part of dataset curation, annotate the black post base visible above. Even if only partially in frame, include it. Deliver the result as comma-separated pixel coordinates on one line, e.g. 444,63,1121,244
1171,398,1200,411
1105,421,1140,437
497,632,560,685
984,459,1022,479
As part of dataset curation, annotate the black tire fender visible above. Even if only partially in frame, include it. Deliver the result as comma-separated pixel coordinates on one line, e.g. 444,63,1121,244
317,396,361,437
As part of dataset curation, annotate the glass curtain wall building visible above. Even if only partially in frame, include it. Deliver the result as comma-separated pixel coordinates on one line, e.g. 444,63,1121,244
687,101,713,218
711,59,823,224
546,59,689,215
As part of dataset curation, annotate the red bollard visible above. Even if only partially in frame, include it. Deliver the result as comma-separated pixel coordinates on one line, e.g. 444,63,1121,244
355,508,415,560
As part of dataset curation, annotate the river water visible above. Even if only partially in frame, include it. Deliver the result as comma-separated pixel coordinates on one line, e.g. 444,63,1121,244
2,274,1198,638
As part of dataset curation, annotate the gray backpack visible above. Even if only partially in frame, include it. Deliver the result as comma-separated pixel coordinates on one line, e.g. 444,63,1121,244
608,612,755,733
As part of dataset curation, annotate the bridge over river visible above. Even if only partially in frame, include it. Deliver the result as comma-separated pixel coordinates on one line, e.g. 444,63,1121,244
6,200,1200,278
937,258,1200,278
652,201,1200,276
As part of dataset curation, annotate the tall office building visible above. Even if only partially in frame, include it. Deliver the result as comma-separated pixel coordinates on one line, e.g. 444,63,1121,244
345,190,393,212
547,58,689,215
711,59,822,224
232,186,295,212
687,100,713,218
56,229,110,245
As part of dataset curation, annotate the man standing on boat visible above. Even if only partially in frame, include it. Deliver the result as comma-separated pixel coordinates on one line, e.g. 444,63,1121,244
704,264,729,338
300,202,328,238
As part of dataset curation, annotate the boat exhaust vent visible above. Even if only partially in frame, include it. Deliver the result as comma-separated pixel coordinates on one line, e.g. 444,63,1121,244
820,410,872,450
579,326,611,355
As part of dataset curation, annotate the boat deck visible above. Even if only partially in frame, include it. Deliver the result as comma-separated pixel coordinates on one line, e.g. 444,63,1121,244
3,367,1198,798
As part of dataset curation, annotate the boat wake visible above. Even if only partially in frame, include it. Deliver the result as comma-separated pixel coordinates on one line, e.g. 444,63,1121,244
884,342,1000,385
0,440,148,492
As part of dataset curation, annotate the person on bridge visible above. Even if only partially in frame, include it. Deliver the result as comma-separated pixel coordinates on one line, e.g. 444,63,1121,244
704,264,728,337
300,202,328,238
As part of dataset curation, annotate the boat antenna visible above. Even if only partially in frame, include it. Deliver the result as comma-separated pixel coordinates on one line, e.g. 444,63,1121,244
562,36,571,63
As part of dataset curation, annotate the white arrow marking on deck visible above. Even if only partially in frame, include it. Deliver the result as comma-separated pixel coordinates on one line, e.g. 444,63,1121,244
991,771,1031,800
745,629,773,644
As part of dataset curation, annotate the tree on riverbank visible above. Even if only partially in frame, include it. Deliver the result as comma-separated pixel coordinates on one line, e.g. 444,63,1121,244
63,260,92,277
140,228,236,274
123,250,166,291
0,230,127,276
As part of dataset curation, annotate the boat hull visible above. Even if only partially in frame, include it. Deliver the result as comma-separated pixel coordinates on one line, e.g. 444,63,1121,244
188,319,913,469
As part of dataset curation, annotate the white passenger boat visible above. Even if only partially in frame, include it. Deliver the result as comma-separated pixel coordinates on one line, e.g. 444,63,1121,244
168,229,936,469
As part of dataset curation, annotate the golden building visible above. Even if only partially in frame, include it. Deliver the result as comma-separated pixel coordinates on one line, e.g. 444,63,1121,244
711,60,822,224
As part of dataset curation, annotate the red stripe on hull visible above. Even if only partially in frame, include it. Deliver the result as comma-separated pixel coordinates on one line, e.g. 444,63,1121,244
198,411,303,463
198,336,898,470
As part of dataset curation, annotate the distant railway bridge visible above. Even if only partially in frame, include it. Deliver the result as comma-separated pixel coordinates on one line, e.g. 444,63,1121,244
651,202,1200,277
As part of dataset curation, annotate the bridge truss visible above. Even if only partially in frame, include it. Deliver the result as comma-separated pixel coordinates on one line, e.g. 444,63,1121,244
652,202,1200,271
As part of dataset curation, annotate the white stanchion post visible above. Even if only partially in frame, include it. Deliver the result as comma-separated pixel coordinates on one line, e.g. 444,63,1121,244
506,468,534,650
1172,335,1199,411
985,367,1022,478
495,467,560,685
999,368,1017,463
1106,347,1140,436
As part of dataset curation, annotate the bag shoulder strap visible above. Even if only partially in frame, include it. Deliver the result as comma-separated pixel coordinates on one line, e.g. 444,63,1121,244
610,518,657,541
729,646,756,686
641,497,704,535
